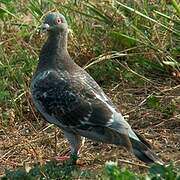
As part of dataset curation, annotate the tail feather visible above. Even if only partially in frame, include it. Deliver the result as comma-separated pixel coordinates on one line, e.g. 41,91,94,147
106,127,163,165
108,111,162,164
133,130,152,149
130,138,163,165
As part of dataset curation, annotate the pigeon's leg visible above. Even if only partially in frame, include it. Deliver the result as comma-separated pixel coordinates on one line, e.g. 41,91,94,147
56,131,82,164
65,131,82,164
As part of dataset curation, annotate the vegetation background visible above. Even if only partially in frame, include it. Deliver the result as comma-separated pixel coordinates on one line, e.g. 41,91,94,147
0,0,180,179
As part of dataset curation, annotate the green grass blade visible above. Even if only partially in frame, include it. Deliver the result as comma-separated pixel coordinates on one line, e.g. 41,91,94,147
83,2,112,24
0,7,21,21
154,10,180,25
115,1,180,36
59,4,106,23
171,0,180,17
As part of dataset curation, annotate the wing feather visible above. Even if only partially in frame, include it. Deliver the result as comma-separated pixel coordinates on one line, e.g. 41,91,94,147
31,70,112,127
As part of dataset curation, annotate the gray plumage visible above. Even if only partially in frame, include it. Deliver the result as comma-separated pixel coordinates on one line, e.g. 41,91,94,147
31,12,163,165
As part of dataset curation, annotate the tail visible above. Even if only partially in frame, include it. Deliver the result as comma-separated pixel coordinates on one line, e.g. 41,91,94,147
103,127,163,165
106,113,163,165
130,135,163,165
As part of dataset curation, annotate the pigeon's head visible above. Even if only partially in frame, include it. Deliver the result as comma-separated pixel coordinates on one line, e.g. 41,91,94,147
41,12,68,34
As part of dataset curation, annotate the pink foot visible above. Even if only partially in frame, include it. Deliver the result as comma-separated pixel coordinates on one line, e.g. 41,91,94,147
55,155,70,161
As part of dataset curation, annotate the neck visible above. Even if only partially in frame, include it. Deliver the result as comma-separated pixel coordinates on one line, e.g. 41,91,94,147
48,31,68,51
37,30,72,72
45,30,68,56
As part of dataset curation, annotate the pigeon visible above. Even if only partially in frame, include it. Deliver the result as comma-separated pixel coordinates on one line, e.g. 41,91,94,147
31,12,163,165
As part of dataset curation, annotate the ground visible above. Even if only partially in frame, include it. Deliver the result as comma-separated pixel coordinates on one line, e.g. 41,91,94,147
1,76,179,177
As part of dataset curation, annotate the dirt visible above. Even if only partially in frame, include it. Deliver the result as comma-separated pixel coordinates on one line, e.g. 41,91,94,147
0,78,179,176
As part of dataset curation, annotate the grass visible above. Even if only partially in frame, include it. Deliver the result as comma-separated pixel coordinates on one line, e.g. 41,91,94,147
0,0,180,179
1,161,180,179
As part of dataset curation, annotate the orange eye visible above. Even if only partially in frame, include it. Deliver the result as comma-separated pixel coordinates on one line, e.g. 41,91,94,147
56,18,62,24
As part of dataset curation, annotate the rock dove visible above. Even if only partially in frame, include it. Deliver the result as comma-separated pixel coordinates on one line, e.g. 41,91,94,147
31,12,163,165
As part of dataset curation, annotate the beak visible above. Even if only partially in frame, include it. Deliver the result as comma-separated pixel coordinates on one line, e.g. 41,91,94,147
41,23,50,32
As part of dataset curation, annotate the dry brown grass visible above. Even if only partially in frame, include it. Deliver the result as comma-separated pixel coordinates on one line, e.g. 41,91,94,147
0,78,179,176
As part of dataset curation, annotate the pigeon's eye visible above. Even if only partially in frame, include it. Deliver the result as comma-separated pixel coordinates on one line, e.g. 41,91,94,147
56,18,62,24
